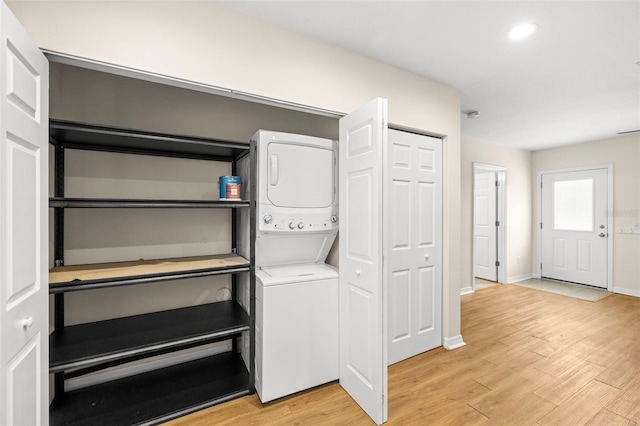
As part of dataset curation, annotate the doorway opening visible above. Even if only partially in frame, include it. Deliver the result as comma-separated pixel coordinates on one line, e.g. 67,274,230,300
472,163,506,291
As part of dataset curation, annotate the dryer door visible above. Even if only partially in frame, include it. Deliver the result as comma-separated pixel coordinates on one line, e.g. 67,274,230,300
267,142,335,208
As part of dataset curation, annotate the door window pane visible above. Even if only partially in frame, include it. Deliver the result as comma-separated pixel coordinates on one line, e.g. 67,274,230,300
553,179,594,231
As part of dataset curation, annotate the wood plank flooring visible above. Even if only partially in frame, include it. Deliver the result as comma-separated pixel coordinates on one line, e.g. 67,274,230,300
165,284,640,425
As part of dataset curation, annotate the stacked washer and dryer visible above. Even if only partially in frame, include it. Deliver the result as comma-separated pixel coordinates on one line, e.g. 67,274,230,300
238,130,339,403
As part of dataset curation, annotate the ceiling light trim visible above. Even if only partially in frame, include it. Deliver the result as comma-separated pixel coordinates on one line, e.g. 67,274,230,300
508,23,539,40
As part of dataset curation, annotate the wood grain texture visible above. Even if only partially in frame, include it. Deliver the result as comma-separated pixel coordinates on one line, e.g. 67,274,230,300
165,284,640,425
49,253,248,284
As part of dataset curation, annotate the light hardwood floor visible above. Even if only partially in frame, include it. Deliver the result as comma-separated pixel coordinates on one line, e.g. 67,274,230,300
166,284,640,425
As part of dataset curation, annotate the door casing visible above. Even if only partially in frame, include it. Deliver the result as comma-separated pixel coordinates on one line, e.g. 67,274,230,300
469,163,506,293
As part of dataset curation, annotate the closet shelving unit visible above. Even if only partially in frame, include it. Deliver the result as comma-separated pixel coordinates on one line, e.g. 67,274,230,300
48,120,255,426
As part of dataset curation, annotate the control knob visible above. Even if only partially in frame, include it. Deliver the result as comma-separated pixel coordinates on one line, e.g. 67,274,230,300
330,214,338,223
289,222,296,230
263,214,273,224
297,222,305,229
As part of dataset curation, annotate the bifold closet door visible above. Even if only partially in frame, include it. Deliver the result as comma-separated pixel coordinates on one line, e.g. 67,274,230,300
0,2,49,424
339,98,388,425
386,129,443,366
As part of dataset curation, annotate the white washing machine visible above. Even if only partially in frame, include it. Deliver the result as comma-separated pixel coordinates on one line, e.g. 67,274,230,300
241,130,339,403
255,263,338,403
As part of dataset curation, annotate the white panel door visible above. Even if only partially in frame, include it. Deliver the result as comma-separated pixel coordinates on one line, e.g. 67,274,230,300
339,98,387,425
0,2,49,425
474,170,497,281
541,169,608,288
386,129,442,365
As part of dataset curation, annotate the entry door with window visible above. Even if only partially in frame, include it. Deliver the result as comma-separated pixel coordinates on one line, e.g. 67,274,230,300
541,168,608,288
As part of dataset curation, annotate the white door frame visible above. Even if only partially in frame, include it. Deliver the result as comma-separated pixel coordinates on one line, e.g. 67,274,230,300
536,165,613,291
469,163,507,293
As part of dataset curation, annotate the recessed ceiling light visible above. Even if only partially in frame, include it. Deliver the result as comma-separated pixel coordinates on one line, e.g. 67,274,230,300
509,23,539,40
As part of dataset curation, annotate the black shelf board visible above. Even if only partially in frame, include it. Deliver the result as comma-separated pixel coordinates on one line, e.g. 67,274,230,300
50,120,250,161
50,352,250,426
50,301,250,373
49,197,250,209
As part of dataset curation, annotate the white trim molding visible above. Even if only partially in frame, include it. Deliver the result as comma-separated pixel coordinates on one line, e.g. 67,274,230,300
443,335,466,350
460,286,474,295
613,287,640,298
508,273,534,283
471,163,508,291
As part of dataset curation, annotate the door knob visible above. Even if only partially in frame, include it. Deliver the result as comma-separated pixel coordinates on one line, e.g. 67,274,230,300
355,270,361,277
424,254,430,261
599,233,606,237
22,317,33,329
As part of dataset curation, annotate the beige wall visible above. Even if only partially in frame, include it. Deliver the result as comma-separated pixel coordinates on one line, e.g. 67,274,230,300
10,2,462,337
49,63,340,325
532,134,640,296
461,137,533,289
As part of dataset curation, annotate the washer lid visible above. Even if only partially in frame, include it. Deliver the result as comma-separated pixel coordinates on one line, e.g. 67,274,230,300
257,263,338,286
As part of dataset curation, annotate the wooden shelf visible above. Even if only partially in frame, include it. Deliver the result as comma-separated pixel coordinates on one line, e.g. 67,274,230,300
50,197,250,209
49,254,250,293
50,301,249,373
50,120,250,161
49,352,250,426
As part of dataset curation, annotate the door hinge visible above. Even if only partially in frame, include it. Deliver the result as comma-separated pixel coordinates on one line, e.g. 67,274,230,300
540,222,543,229
495,260,500,267
540,263,543,270
496,220,500,227
495,180,500,186
541,181,543,189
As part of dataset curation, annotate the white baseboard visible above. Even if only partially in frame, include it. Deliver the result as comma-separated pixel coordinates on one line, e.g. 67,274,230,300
460,286,474,295
508,273,534,284
65,343,232,392
613,287,640,298
443,335,466,350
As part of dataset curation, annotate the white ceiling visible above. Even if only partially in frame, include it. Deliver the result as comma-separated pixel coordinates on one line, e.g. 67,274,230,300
221,1,640,150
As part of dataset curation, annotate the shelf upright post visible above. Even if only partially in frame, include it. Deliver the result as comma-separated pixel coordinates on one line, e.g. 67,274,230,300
231,158,238,354
53,143,66,399
248,139,257,393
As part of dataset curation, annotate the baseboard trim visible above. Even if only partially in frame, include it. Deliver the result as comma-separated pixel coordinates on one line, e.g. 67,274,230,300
508,273,534,284
460,286,474,295
613,287,640,298
65,343,232,392
443,335,466,350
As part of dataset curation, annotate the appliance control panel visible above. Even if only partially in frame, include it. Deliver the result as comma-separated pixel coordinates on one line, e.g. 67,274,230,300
259,210,338,233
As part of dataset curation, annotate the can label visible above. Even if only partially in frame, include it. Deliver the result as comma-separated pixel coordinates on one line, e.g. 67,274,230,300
226,183,241,199
219,175,241,199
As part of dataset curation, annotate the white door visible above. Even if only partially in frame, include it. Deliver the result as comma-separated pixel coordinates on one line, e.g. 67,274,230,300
339,98,387,425
474,170,497,281
0,2,49,425
541,168,608,288
386,129,442,365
